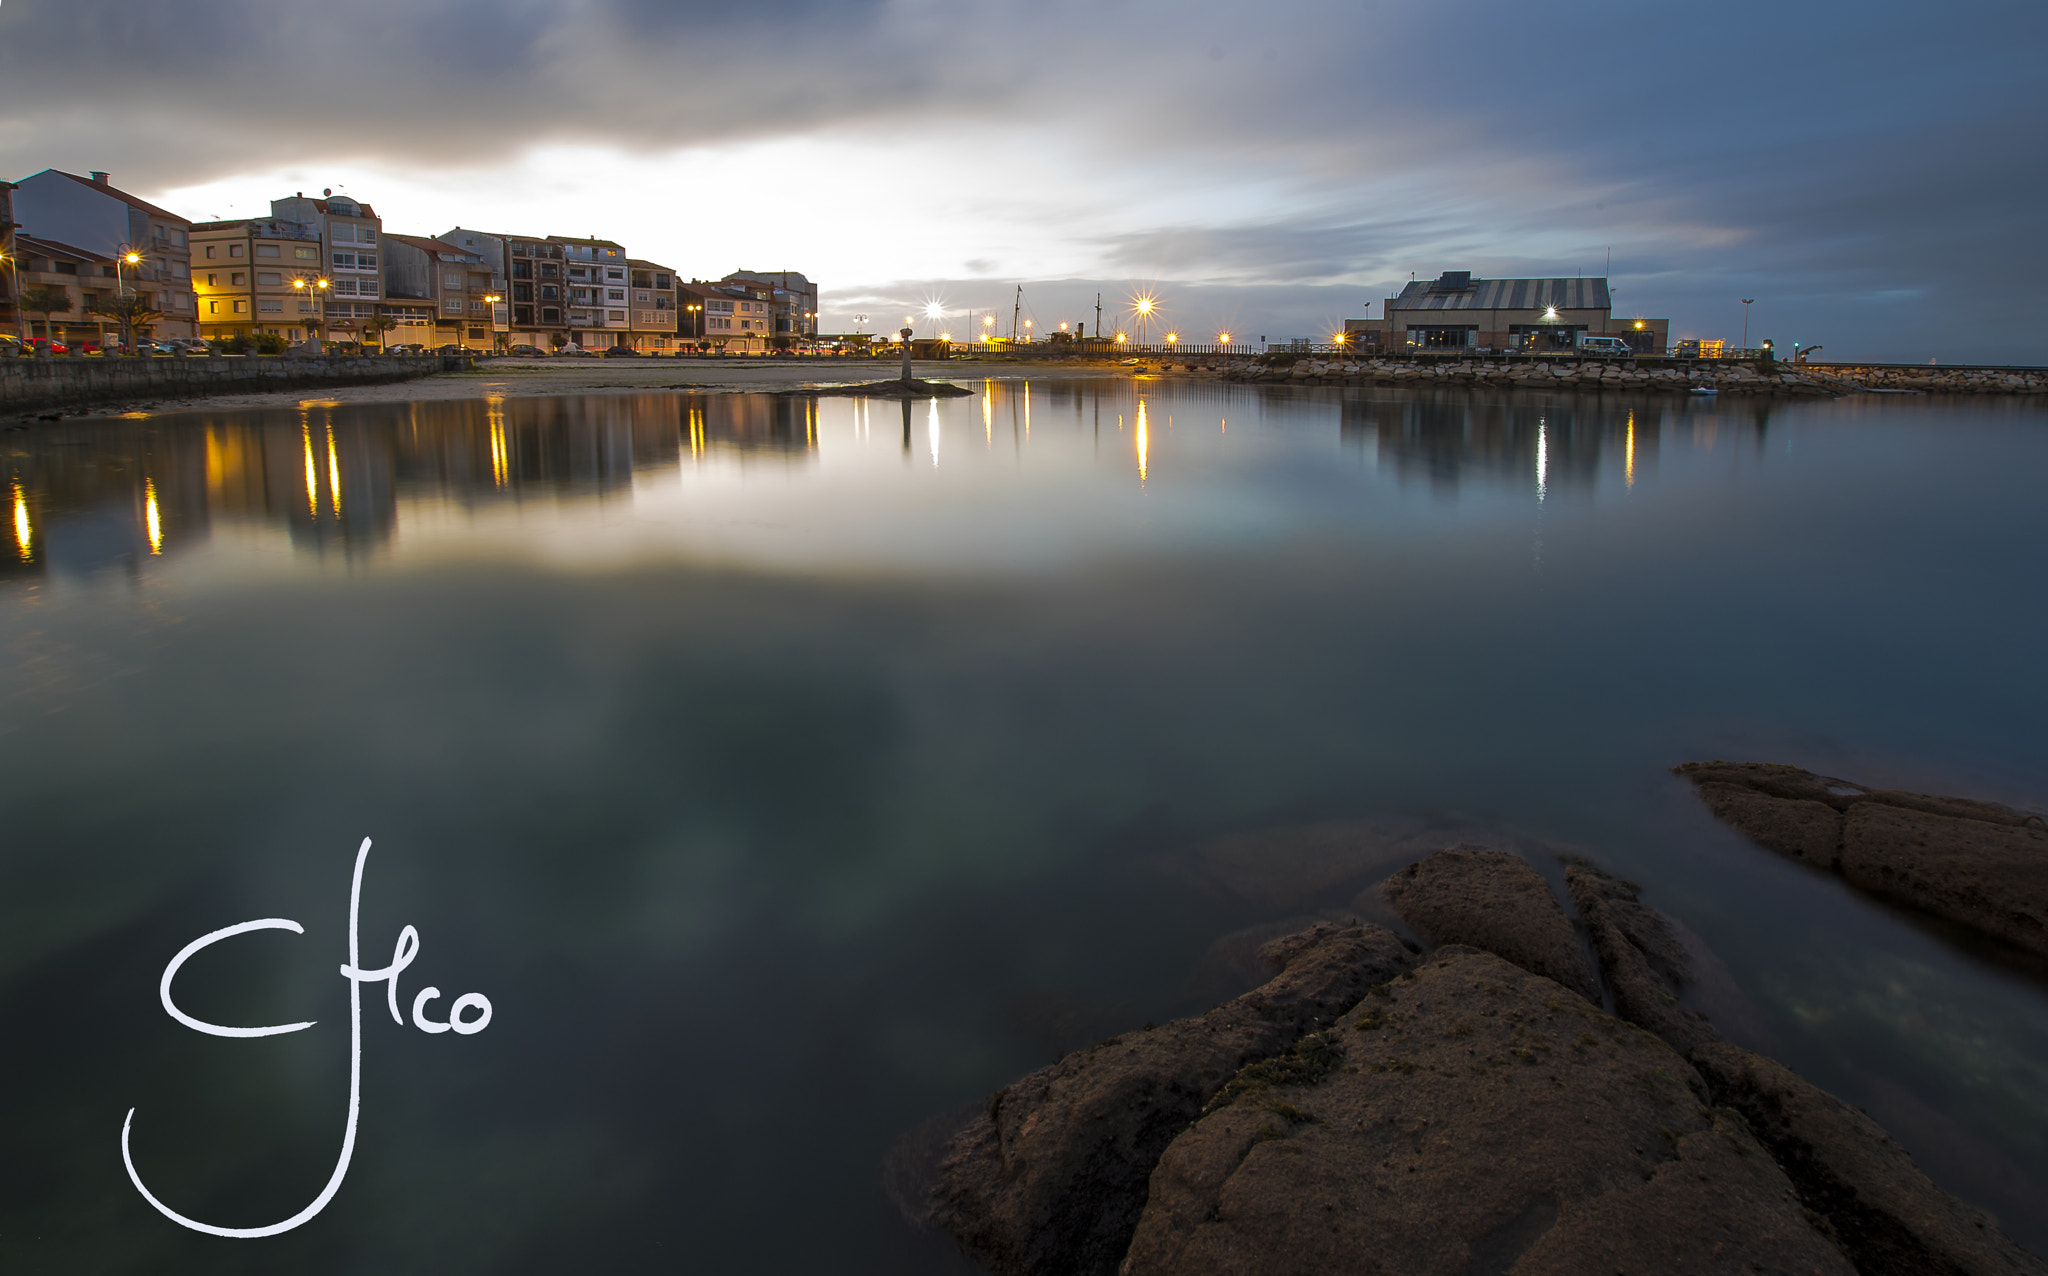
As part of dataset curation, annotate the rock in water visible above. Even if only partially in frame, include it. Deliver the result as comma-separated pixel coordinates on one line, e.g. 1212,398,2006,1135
1676,762,2048,959
1378,847,1599,1000
929,923,1414,1276
1691,1042,2048,1276
1565,861,1720,1054
1121,949,1853,1276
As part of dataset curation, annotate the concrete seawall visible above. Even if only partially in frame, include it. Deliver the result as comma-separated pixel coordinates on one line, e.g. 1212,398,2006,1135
1186,357,1836,395
2,354,465,415
1797,363,2047,394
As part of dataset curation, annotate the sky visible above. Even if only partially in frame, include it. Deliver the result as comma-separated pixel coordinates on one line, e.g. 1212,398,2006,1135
2,0,2042,362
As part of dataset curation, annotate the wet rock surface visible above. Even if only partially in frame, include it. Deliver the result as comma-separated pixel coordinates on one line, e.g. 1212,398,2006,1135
1678,762,2048,959
927,923,1414,1276
1123,950,1851,1276
1378,847,1598,1000
910,830,2048,1275
1691,1042,2047,1276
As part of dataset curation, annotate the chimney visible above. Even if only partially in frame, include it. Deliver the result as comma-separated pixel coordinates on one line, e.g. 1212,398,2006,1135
89,171,110,185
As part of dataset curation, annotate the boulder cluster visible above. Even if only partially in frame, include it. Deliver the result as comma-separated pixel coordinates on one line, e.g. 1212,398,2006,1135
896,846,2046,1276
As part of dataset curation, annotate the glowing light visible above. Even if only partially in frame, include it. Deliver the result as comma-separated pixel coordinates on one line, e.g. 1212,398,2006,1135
301,422,318,516
1166,333,1178,344
984,384,993,444
927,397,942,467
488,397,509,486
326,424,342,517
1536,422,1548,502
982,315,993,326
1634,320,1645,330
11,482,29,560
124,252,141,265
1218,332,1231,344
1136,398,1148,483
940,332,952,342
144,480,163,554
1625,413,1636,489
1543,306,1559,320
317,279,329,289
293,279,306,289
1115,333,1126,344
923,301,946,322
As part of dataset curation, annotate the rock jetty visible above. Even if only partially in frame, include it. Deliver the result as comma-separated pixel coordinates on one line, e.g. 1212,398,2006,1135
896,846,2047,1276
1151,358,1837,396
1677,761,2048,961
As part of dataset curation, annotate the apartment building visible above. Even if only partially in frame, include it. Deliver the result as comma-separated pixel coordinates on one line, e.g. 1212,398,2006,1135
10,235,117,346
722,270,817,343
626,260,678,353
688,279,776,353
386,234,502,349
440,228,626,350
9,169,198,338
267,192,386,343
189,217,327,342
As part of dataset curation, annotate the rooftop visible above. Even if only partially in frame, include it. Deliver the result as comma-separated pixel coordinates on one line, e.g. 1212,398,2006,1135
1391,273,1611,312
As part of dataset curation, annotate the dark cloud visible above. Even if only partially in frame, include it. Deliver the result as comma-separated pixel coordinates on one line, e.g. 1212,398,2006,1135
3,0,2042,359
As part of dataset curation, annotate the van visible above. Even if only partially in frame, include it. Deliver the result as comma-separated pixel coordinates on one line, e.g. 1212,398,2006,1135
1578,336,1634,357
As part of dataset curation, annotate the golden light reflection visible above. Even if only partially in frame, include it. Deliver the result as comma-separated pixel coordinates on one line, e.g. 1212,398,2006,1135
301,421,318,517
928,396,941,468
144,479,163,554
687,404,707,460
983,386,993,445
487,397,509,487
325,423,342,517
1625,412,1636,489
1136,398,1149,484
11,482,29,560
1023,381,1030,438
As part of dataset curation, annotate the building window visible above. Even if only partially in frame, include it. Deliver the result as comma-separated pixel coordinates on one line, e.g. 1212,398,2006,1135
540,263,558,278
233,301,247,313
654,274,671,289
256,245,280,258
208,301,219,315
299,301,314,313
443,299,462,314
206,273,217,286
444,273,462,288
231,273,246,285
607,289,625,301
257,272,281,285
539,285,557,300
608,310,625,322
204,246,216,259
230,244,244,257
541,307,560,324
259,300,283,313
295,247,316,260
512,284,531,302
605,268,624,282
636,292,649,304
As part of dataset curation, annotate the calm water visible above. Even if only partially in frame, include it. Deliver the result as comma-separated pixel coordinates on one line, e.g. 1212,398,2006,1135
3,380,2046,1272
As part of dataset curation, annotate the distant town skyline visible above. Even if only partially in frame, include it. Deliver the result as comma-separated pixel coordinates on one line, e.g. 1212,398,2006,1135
2,0,2041,361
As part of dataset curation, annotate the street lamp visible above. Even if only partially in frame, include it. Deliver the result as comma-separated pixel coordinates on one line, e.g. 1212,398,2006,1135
115,248,143,298
1217,331,1230,345
292,275,330,344
484,294,503,353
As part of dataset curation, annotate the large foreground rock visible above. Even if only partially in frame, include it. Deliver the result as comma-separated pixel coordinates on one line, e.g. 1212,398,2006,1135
1122,949,1852,1276
1378,847,1598,1000
930,923,1414,1276
1692,1042,2047,1276
1677,762,2048,959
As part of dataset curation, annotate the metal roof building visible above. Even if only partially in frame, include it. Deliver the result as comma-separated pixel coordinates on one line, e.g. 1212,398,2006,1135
1347,271,1665,354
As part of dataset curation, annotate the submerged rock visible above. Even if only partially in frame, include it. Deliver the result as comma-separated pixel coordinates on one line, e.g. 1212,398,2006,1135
928,923,1414,1276
1565,861,1720,1055
1677,762,2048,959
1122,949,1851,1276
1378,847,1599,1000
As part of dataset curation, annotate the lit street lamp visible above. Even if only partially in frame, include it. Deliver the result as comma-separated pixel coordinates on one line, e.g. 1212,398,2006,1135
484,294,503,353
292,275,331,345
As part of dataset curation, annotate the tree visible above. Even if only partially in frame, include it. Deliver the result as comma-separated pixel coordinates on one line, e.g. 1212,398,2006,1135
92,293,162,351
20,284,71,346
359,315,397,351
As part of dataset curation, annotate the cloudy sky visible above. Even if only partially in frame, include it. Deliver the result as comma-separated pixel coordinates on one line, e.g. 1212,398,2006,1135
3,0,2041,360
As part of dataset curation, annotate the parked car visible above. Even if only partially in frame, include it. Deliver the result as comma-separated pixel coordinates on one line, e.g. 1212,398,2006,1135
600,345,639,358
386,343,426,356
505,344,546,358
555,344,598,358
23,337,70,355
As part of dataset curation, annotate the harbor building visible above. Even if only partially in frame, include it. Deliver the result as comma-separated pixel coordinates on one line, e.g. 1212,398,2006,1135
1345,272,1668,355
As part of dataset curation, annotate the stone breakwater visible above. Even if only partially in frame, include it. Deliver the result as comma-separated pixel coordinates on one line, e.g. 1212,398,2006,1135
1164,357,1837,396
1799,364,2048,394
2,353,464,416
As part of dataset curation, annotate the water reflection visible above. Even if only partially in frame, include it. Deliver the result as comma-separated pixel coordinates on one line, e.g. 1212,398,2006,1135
2,394,819,576
1339,394,1694,497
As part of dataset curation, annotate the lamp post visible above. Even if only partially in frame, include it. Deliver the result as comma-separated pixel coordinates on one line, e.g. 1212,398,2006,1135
292,275,330,347
1741,299,1755,351
484,293,502,354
